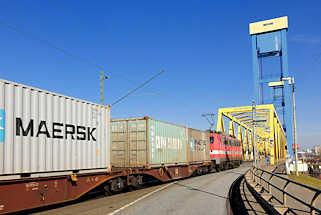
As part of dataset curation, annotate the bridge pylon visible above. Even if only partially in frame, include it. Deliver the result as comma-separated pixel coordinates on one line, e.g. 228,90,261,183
249,16,294,157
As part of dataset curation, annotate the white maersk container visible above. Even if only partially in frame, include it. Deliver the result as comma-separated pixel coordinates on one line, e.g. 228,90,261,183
0,79,110,180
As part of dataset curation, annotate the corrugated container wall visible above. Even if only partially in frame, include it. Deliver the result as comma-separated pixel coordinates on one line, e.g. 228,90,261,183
187,128,210,163
111,117,187,168
149,118,187,166
0,79,111,177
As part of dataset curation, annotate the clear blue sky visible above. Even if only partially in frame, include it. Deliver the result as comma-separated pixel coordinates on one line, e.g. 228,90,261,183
0,1,320,149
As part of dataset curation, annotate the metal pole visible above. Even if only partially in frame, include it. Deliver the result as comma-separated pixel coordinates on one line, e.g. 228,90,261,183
292,78,299,176
252,100,257,167
100,71,104,105
283,77,299,175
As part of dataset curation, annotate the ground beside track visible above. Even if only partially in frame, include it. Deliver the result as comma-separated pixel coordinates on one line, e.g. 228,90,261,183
31,165,250,215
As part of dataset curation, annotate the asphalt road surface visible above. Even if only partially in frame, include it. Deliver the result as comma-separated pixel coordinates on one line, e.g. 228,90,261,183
32,165,250,215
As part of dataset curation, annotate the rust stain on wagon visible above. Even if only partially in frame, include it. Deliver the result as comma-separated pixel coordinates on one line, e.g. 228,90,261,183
25,182,39,191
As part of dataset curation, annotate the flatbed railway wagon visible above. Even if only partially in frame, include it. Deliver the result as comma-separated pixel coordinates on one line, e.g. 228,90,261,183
110,117,212,187
0,80,215,214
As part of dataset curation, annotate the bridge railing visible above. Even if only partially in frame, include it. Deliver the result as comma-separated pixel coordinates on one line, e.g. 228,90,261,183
249,166,321,215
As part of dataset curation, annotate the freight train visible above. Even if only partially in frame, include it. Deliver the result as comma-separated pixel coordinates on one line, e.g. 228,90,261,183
0,79,242,214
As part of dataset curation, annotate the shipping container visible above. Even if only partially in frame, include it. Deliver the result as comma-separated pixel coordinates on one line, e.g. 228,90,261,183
111,118,147,167
187,128,210,163
111,117,187,168
0,79,110,179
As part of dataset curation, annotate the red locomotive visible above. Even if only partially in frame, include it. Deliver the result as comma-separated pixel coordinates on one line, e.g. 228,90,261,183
209,132,242,170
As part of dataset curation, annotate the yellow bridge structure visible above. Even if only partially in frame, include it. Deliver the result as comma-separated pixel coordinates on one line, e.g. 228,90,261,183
217,104,287,165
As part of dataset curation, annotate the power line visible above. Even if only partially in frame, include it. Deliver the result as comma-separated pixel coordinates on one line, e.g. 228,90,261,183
109,69,165,107
44,2,163,92
0,18,163,99
0,18,161,93
201,113,216,131
0,19,105,70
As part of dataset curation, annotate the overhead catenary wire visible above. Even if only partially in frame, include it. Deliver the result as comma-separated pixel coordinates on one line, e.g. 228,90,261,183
109,69,165,107
1,15,164,108
201,113,216,131
0,18,157,88
0,17,164,106
43,2,163,92
0,19,104,70
0,18,131,82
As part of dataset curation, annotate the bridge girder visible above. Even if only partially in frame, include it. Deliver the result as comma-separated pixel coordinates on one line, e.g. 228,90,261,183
216,104,287,164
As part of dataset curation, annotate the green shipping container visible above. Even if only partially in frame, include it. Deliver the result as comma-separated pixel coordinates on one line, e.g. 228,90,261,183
111,117,187,168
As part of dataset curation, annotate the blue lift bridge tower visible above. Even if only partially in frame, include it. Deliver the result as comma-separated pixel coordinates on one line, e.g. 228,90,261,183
250,16,294,157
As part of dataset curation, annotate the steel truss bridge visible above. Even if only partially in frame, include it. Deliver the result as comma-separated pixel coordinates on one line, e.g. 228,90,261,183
217,104,287,164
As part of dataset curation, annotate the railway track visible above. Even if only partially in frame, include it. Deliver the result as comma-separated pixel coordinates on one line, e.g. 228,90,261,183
26,165,249,215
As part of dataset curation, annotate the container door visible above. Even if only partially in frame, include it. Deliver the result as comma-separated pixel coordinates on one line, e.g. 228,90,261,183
202,131,210,161
111,119,147,168
111,121,128,167
128,120,147,167
188,128,208,163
